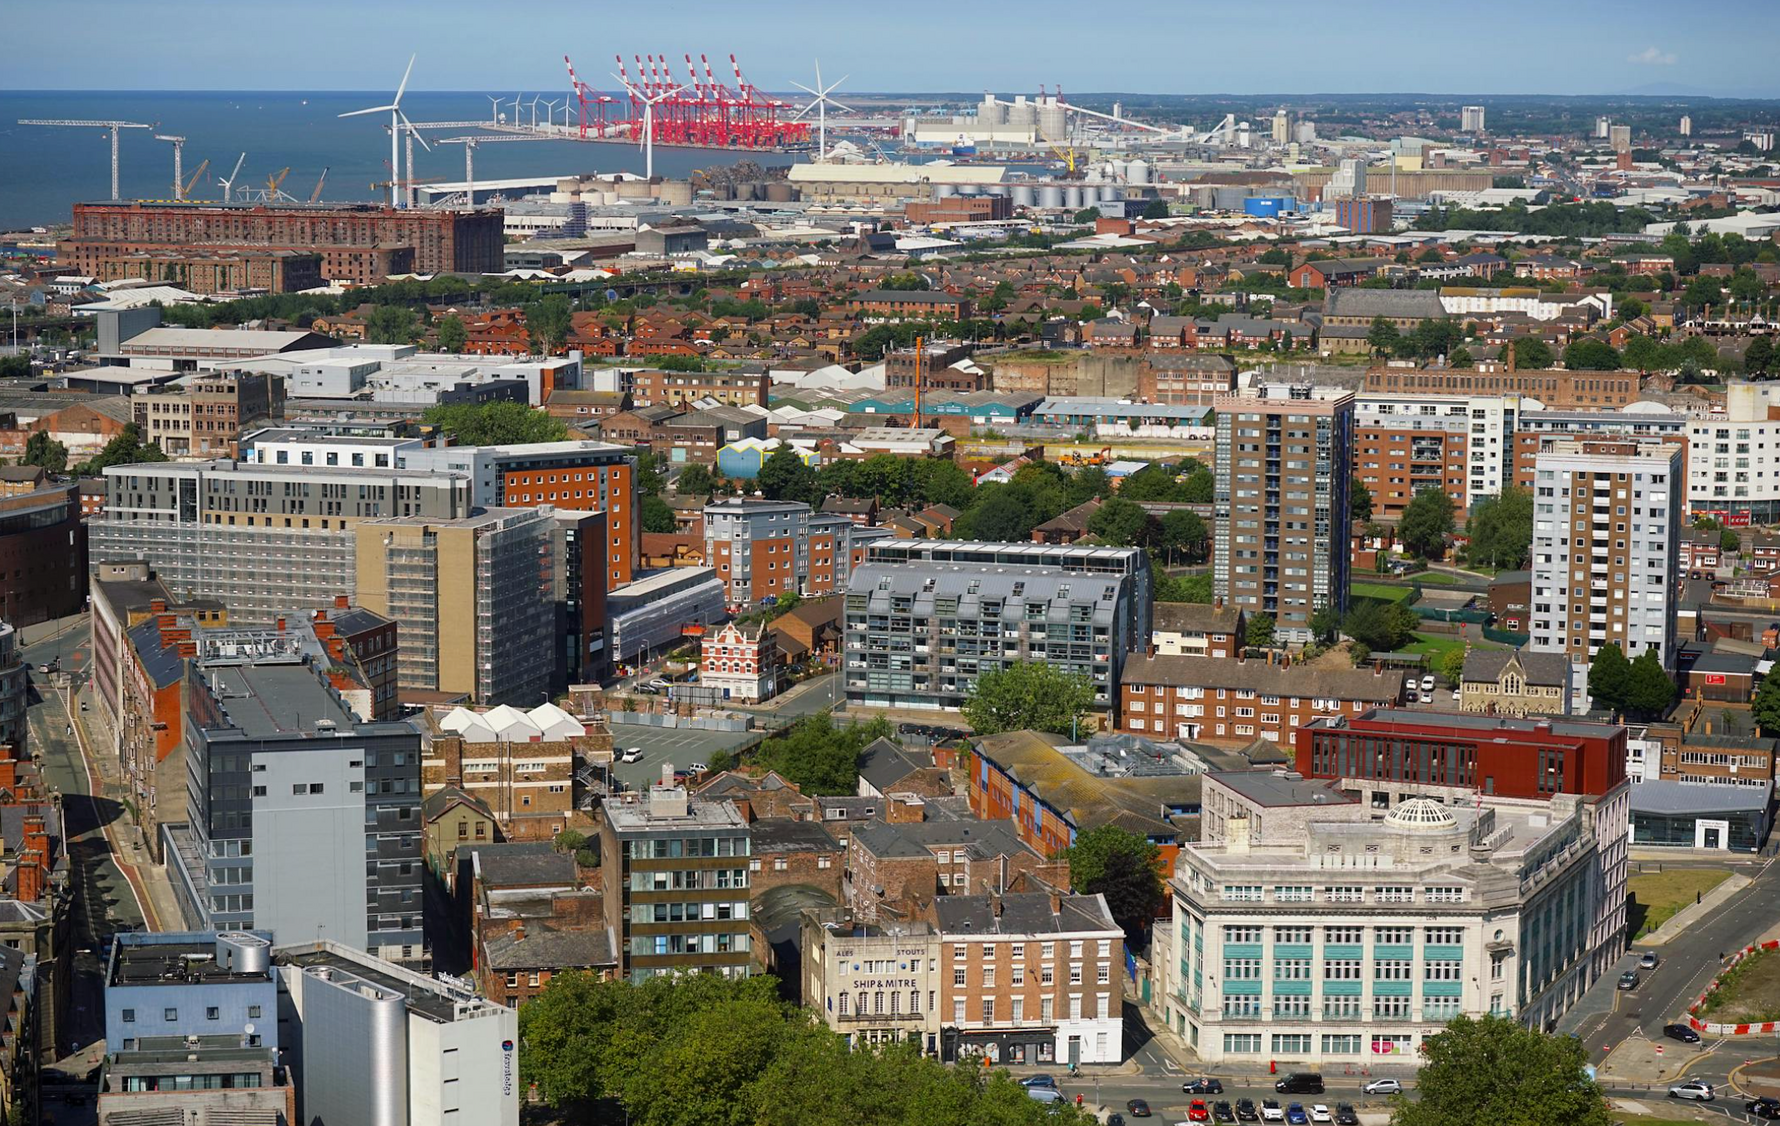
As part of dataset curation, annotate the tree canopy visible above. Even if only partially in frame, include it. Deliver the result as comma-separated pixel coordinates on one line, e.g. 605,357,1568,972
77,423,168,475
22,431,68,475
421,401,569,445
752,714,895,796
434,314,467,354
1398,488,1456,559
1065,825,1165,945
1465,487,1534,570
1086,497,1153,548
963,664,1096,737
1587,643,1632,715
1349,475,1374,523
1390,1015,1609,1126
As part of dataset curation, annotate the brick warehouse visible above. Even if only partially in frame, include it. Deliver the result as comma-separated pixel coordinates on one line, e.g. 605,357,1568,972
60,201,504,284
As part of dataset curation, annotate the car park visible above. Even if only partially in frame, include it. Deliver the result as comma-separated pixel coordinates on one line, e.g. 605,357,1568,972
1184,1078,1225,1095
1362,1079,1401,1096
1188,1101,1211,1123
1213,1102,1236,1123
1669,1080,1714,1101
1747,1097,1780,1120
1285,1104,1309,1126
1235,1098,1259,1122
1662,1023,1700,1043
1639,951,1659,969
1333,1106,1359,1126
1618,970,1640,990
1310,1107,1331,1124
1127,1100,1152,1118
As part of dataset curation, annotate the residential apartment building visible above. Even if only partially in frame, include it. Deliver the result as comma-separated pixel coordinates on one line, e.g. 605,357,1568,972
598,783,755,983
275,940,519,1126
1213,385,1354,642
1353,415,1469,519
1356,391,1523,502
164,649,425,965
632,368,770,409
701,620,778,703
935,892,1124,1066
0,481,87,627
1528,440,1683,694
843,562,1133,716
1164,775,1617,1064
1687,382,1780,524
1119,654,1406,746
353,508,557,706
88,460,472,625
132,371,285,459
1511,408,1688,493
800,908,942,1052
1149,601,1245,659
702,497,858,609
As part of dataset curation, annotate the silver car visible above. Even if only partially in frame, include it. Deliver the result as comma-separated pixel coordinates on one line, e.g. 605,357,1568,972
1362,1079,1402,1096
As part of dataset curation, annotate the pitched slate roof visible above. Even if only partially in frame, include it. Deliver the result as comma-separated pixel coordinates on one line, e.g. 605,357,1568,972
1460,649,1571,687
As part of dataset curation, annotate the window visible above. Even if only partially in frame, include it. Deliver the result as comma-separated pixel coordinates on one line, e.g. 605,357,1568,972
1375,960,1413,980
1322,1034,1362,1055
953,968,966,987
1224,926,1263,944
248,1006,261,1019
207,1007,220,1021
982,967,995,988
1376,926,1415,945
121,1009,135,1023
981,999,994,1023
164,1008,178,1022
1424,961,1462,981
1223,958,1262,981
1069,963,1083,985
953,1000,965,1024
1323,959,1362,980
1425,927,1464,946
1097,963,1111,984
1041,997,1054,1023
1274,958,1312,980
1374,995,1412,1018
1324,926,1363,944
1041,965,1054,986
1012,997,1025,1023
1275,926,1313,944
1272,1034,1312,1054
1274,886,1314,902
1224,1033,1262,1055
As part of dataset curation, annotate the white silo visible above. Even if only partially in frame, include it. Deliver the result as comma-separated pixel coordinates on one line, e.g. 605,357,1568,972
1038,184,1064,209
1128,159,1151,185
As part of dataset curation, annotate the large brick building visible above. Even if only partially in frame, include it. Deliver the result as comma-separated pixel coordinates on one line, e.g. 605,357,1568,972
703,497,858,610
1362,363,1640,409
1119,653,1407,746
60,201,503,284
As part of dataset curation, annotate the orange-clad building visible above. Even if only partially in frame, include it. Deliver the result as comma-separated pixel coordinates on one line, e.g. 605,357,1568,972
701,497,859,611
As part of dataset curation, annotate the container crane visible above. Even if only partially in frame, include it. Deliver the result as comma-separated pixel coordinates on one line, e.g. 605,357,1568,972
17,118,152,200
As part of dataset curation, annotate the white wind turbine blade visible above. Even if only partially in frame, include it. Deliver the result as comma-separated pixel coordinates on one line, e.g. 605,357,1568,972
339,104,397,118
399,111,432,151
394,54,416,106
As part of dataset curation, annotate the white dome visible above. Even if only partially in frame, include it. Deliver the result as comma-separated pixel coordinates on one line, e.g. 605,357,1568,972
1384,797,1458,832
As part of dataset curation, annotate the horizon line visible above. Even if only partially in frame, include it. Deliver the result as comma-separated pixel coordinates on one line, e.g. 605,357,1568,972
2,87,1776,102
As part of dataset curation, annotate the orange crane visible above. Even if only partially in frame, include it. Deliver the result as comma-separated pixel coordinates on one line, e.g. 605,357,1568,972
308,167,328,203
180,158,210,200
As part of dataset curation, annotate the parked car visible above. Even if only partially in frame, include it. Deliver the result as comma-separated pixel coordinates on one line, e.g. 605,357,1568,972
1450,688,1461,701
1026,1088,1063,1104
1213,1102,1236,1124
1747,1096,1780,1120
1362,1078,1402,1096
1184,1078,1225,1095
1618,970,1640,990
1334,1106,1360,1126
687,762,708,774
1107,1116,1126,1126
619,747,643,764
1310,1107,1332,1124
1404,689,1419,703
1662,1023,1700,1043
1639,951,1660,969
1188,1101,1211,1123
1277,1075,1325,1095
1669,1080,1714,1102
1235,1098,1259,1122
1420,675,1435,692
1126,1100,1152,1118
1260,1101,1285,1123
1020,1076,1057,1089
1285,1104,1309,1126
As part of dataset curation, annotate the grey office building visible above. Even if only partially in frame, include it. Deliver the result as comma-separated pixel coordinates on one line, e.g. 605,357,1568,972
88,459,472,625
165,640,425,965
843,561,1134,714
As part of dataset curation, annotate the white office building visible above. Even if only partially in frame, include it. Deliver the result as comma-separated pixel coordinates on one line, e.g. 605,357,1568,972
1162,773,1616,1065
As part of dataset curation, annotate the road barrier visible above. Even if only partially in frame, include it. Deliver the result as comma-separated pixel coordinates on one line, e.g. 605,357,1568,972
1686,938,1780,1035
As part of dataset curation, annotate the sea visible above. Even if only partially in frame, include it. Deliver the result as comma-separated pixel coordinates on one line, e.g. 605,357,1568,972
0,90,799,236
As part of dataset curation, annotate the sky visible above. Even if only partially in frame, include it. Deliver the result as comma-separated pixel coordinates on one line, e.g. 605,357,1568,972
4,0,1775,98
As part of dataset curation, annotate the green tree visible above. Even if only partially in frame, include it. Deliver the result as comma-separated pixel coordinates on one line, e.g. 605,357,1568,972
365,303,419,345
21,430,68,475
1245,612,1277,649
1309,603,1342,645
676,463,717,498
1563,338,1621,371
753,714,894,795
1141,197,1171,220
1087,497,1152,547
1619,333,1666,373
705,749,736,774
0,355,30,379
755,445,819,506
1154,571,1214,604
1447,345,1474,368
1626,648,1675,719
1465,486,1534,570
1721,528,1742,554
1343,600,1419,652
919,458,975,508
1439,646,1467,686
1391,1015,1609,1126
1511,337,1554,369
1179,465,1214,503
527,294,575,354
1398,487,1456,559
964,663,1096,737
1158,509,1209,565
1587,643,1631,714
76,423,168,474
1350,475,1374,523
422,401,569,445
955,487,1036,542
435,314,468,354
640,494,677,534
1065,825,1164,944
1072,207,1101,224
1258,247,1293,266
1753,672,1780,736
1368,315,1403,357
1746,336,1774,377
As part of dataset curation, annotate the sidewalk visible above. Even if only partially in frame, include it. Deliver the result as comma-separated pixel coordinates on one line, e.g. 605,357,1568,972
1643,873,1753,946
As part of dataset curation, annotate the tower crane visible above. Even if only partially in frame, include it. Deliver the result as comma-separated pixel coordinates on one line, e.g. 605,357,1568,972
153,134,188,199
438,134,551,207
17,119,152,200
218,153,247,203
264,167,291,201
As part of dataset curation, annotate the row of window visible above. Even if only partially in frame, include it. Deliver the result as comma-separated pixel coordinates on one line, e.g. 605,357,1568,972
1222,926,1464,945
956,963,1111,987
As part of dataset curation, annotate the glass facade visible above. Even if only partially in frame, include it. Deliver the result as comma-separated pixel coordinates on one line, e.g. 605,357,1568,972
1631,808,1764,852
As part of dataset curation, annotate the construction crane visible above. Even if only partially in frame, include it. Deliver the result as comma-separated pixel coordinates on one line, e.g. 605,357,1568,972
438,134,551,206
18,118,152,200
218,153,247,202
264,167,291,200
181,158,210,200
308,168,328,204
1037,121,1077,176
153,134,188,199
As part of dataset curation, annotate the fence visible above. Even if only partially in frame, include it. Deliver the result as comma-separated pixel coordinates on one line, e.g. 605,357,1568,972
611,712,754,733
1481,627,1530,647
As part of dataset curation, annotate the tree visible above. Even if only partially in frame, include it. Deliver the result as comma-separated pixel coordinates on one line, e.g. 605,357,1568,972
21,430,67,475
1245,612,1277,649
705,749,736,774
1511,337,1554,369
755,445,819,506
1065,825,1164,945
676,463,717,498
1625,648,1675,719
0,355,30,379
1746,336,1774,377
1309,603,1342,645
1465,486,1534,570
1072,207,1101,224
1368,315,1403,357
1587,643,1631,714
365,303,419,345
956,487,1036,542
1087,497,1152,547
1350,476,1374,523
640,494,677,534
1754,672,1780,737
1439,646,1467,686
1342,601,1419,652
527,294,575,355
1617,295,1647,322
1258,247,1293,266
1721,528,1742,554
1562,338,1621,371
1158,509,1209,565
1447,346,1474,368
1398,487,1456,559
1391,1015,1609,1126
1139,197,1171,220
76,423,168,474
1154,571,1214,604
753,714,894,795
1619,333,1666,373
435,314,468,354
422,401,569,445
964,663,1096,737
1179,465,1214,503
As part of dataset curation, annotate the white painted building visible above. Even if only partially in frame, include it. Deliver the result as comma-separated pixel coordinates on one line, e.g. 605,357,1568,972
1162,774,1618,1066
1437,287,1612,322
1686,382,1780,524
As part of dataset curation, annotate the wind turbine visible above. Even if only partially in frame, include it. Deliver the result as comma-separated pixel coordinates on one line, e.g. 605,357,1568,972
613,74,688,179
542,98,562,129
339,54,420,207
792,60,852,162
528,96,543,128
218,152,246,202
487,95,504,124
510,94,524,127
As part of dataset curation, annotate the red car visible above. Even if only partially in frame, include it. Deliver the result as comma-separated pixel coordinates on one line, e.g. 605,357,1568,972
1189,1101,1212,1123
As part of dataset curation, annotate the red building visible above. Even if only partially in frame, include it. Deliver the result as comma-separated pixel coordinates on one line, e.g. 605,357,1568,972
1295,709,1627,801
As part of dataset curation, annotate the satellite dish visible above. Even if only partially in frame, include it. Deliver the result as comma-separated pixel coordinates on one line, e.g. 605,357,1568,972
244,1022,256,1035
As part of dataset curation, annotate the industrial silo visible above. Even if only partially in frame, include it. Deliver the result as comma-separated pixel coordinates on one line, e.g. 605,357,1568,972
1039,184,1064,209
1012,184,1036,208
657,180,694,206
764,181,795,203
1128,159,1151,185
1038,99,1066,144
1064,185,1084,210
935,183,959,199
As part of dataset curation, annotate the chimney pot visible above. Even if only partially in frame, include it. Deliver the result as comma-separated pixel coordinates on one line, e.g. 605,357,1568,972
335,594,350,610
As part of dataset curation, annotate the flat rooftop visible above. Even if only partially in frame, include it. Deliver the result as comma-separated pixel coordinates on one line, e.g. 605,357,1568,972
196,660,356,739
277,945,490,1025
1209,770,1357,808
110,940,273,989
604,793,748,834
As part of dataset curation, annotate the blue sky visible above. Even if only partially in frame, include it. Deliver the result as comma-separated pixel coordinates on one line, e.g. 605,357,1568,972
5,0,1773,97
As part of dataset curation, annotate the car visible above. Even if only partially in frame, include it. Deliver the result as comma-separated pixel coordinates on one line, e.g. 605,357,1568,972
1618,970,1640,990
1277,1075,1325,1096
686,762,708,774
619,747,643,763
1639,951,1660,969
1285,1104,1309,1126
1188,1101,1211,1123
1421,675,1435,692
647,678,669,690
1662,1022,1700,1043
1747,1097,1780,1120
1362,1078,1402,1096
1235,1098,1260,1122
1334,1106,1360,1126
1026,1088,1063,1104
1450,688,1461,701
1184,1078,1225,1095
1213,1102,1237,1124
634,685,657,695
1310,1107,1332,1124
1260,1101,1285,1123
1126,1099,1152,1117
1669,1080,1714,1101
1404,689,1419,703
63,1092,88,1106
1020,1075,1057,1089
1107,1116,1125,1126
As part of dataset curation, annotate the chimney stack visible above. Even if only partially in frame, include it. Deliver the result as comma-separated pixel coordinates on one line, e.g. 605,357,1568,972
335,594,350,610
1049,891,1062,916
